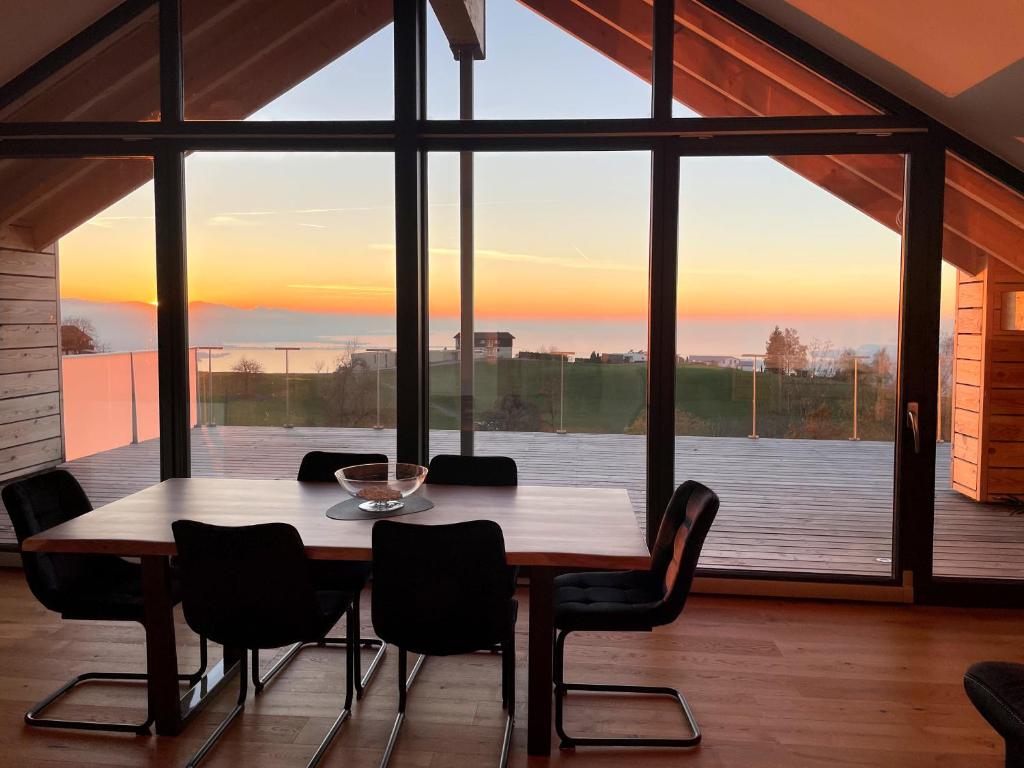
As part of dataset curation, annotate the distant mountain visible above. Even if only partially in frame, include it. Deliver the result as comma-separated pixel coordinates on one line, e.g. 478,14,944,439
60,299,157,352
59,299,396,352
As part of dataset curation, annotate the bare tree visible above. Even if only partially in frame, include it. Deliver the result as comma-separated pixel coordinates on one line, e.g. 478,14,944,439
232,356,264,396
319,355,379,427
807,337,834,377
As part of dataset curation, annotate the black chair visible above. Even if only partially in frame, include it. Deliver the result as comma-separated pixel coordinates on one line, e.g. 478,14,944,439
425,454,518,486
172,520,354,768
253,451,388,698
2,469,208,735
371,519,517,768
553,480,719,749
965,662,1024,768
426,454,520,590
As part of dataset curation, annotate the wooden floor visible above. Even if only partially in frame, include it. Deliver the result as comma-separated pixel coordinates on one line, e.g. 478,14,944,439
1,427,1020,579
0,569,1016,767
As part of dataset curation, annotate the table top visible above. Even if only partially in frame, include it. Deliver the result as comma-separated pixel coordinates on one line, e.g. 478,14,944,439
22,478,651,569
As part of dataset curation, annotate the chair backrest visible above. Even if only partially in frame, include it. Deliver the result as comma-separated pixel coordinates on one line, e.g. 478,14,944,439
297,451,388,482
425,454,518,486
371,519,514,656
649,481,719,624
2,469,97,612
171,520,329,649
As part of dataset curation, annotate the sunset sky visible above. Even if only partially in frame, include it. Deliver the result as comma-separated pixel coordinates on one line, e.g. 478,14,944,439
57,0,957,358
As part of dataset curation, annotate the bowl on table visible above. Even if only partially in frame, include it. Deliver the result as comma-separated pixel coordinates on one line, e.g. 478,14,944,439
335,462,428,512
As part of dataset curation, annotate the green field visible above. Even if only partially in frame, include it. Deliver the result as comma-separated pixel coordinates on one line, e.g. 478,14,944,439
200,358,930,442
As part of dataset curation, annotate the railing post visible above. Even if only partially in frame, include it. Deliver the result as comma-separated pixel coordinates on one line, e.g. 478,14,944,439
743,353,761,438
129,351,139,445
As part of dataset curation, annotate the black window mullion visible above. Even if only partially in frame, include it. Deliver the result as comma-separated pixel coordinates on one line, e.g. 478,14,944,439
153,148,190,480
155,0,188,480
652,0,675,124
896,138,945,600
646,139,680,548
394,0,427,465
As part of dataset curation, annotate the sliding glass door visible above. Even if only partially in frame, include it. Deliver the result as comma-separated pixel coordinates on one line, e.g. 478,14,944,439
675,152,909,580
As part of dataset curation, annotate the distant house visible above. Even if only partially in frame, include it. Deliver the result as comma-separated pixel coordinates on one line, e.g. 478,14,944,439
454,331,515,360
687,354,742,369
351,349,396,370
600,349,646,364
61,325,95,355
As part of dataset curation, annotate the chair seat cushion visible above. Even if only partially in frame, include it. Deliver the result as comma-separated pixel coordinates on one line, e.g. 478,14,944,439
310,560,372,592
554,570,664,632
965,662,1024,743
60,557,181,623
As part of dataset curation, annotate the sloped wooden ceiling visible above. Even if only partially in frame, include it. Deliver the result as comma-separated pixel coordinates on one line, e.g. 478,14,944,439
0,0,391,251
522,0,1024,276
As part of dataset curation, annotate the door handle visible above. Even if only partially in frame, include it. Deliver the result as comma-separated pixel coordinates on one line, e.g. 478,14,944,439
906,402,920,454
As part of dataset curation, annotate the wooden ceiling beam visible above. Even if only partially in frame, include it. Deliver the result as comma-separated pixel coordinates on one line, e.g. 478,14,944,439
522,0,1024,276
430,0,485,58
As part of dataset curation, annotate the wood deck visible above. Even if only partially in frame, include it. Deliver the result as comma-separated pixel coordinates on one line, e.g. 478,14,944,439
3,427,1022,579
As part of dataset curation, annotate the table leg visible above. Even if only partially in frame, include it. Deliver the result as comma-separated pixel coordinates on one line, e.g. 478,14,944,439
527,566,556,757
141,556,184,735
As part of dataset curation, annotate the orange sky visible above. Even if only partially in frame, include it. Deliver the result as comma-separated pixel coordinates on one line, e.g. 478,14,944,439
58,153,957,329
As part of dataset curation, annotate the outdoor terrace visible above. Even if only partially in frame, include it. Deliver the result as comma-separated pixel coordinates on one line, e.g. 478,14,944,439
3,427,1018,580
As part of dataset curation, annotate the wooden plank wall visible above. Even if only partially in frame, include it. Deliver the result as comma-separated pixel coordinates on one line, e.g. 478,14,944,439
952,258,1024,502
984,259,1024,499
952,266,986,498
0,243,62,483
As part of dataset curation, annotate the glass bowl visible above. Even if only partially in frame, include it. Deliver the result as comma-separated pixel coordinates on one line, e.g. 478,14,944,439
335,462,428,512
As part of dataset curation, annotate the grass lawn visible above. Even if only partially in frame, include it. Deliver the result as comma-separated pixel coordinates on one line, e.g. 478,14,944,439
202,360,898,440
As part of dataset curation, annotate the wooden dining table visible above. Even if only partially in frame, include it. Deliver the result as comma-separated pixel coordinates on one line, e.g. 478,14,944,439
21,478,650,757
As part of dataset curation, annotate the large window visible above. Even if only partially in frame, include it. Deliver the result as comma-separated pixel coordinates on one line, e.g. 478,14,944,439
677,154,906,576
3,0,1022,604
429,151,651,516
428,0,652,119
181,0,394,120
933,153,1024,581
0,159,165,514
185,152,397,478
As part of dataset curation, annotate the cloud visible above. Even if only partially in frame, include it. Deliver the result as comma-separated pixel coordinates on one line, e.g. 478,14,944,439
218,205,389,217
369,243,643,273
295,223,327,229
86,214,155,229
208,215,257,227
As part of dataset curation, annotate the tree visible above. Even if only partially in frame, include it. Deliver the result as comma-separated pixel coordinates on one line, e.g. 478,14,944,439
835,347,858,378
871,347,893,385
764,326,808,375
232,356,264,396
938,332,955,441
807,337,834,377
319,355,379,427
61,315,99,354
871,347,895,422
480,394,541,432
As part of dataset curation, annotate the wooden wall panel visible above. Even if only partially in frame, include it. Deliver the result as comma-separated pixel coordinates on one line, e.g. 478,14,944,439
0,325,57,349
954,258,1024,502
951,267,988,499
0,243,62,490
